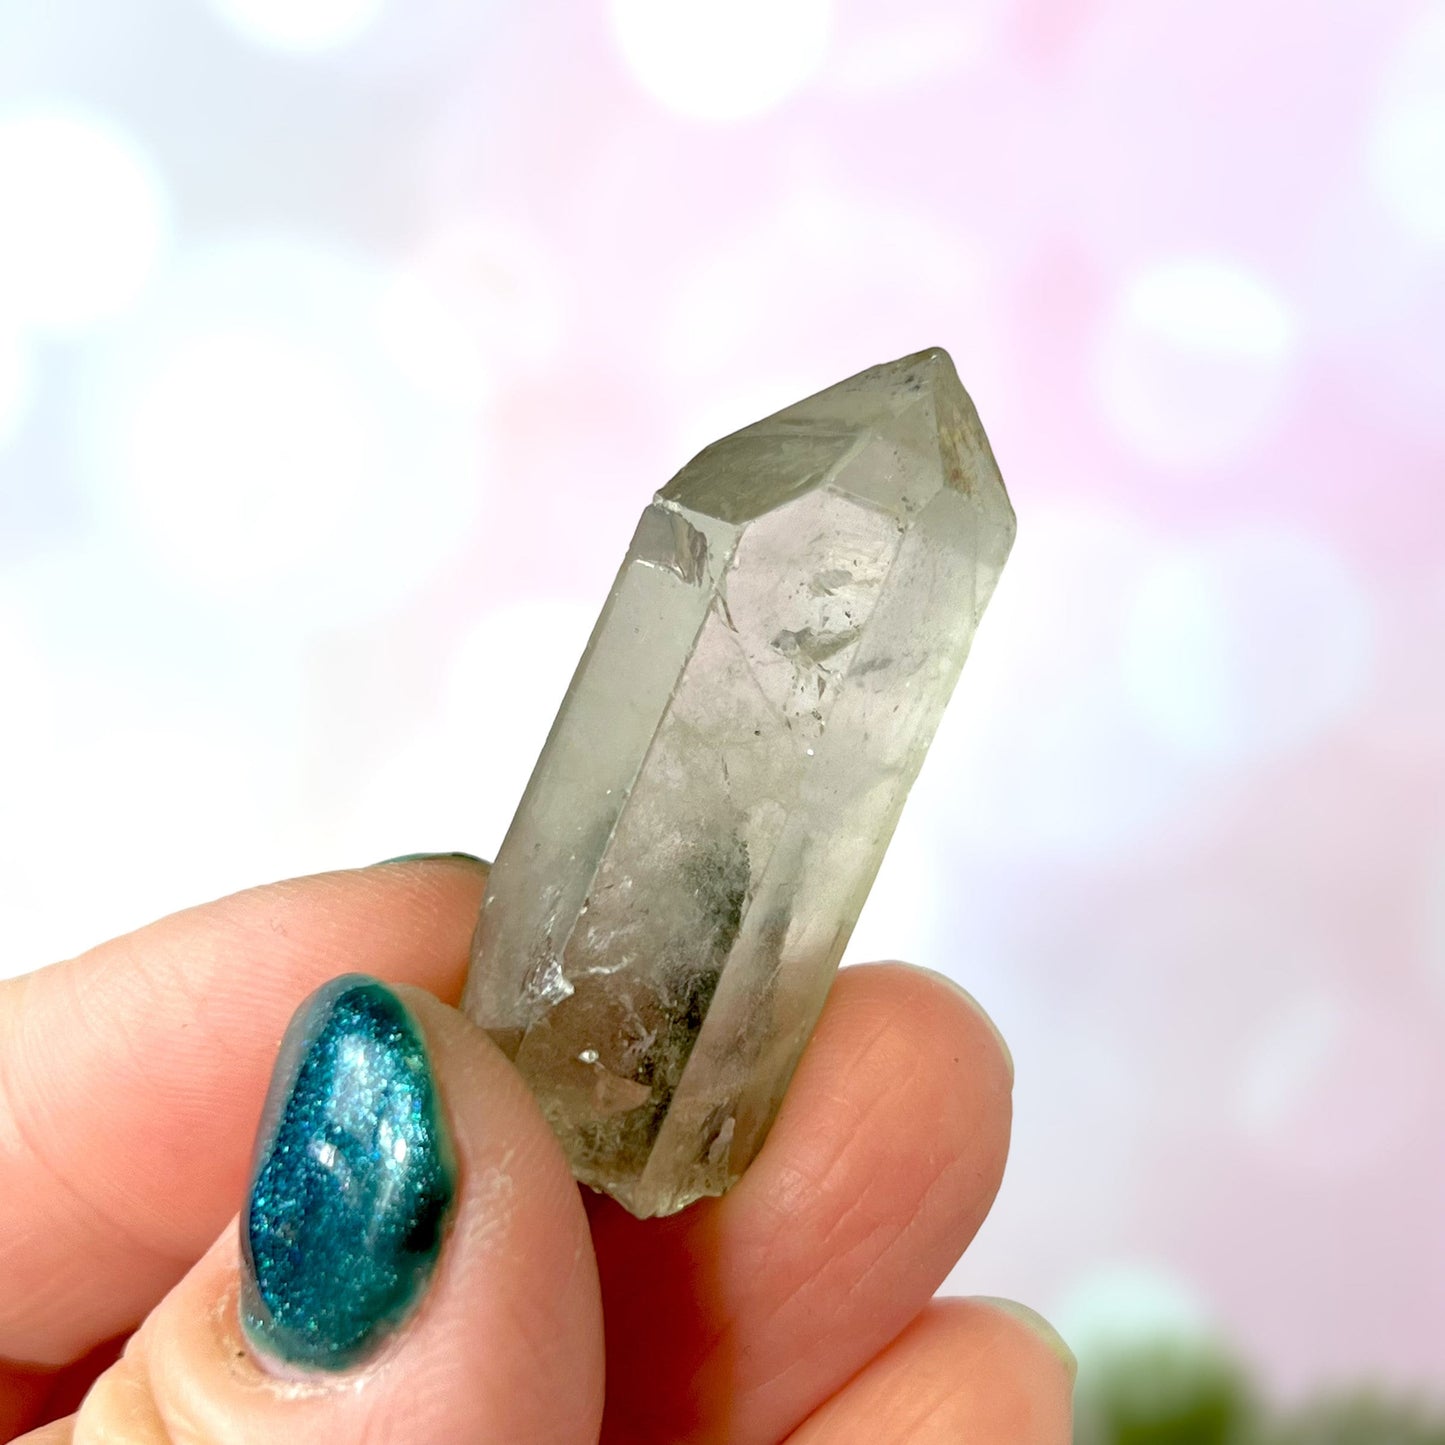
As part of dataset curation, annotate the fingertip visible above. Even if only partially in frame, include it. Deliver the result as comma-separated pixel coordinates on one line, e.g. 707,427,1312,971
785,1297,1074,1444
239,976,459,1374
592,958,1018,1443
0,858,505,1367
897,964,1014,1086
849,961,1014,1087
13,1419,75,1443
111,983,604,1443
968,1297,1078,1383
767,961,1015,1244
369,853,491,872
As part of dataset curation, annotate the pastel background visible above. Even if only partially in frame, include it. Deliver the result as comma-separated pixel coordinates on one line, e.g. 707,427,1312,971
1,0,1441,1412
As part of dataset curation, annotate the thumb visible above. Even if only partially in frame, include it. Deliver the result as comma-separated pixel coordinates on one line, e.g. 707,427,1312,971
28,978,604,1444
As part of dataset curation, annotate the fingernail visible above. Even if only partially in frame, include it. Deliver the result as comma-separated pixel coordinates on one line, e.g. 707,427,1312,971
241,975,456,1371
374,851,489,868
975,1297,1078,1381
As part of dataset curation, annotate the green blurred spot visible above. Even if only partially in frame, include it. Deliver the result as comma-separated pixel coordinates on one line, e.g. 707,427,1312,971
1074,1338,1260,1445
1073,1338,1445,1445
1270,1391,1445,1445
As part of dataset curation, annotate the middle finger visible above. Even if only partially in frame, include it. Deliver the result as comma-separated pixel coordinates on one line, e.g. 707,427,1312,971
588,961,1014,1445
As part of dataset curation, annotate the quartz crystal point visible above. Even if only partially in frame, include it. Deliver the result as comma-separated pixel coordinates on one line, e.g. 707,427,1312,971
462,348,1015,1218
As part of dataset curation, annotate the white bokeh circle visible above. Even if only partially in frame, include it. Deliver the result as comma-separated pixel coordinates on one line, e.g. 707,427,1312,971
380,216,568,409
1123,528,1373,764
205,0,386,53
1371,97,1445,244
121,325,379,590
0,324,33,449
79,234,487,629
0,560,292,974
1096,257,1294,469
1052,1264,1214,1370
353,598,597,860
922,503,1215,862
0,106,169,336
609,0,833,121
1368,4,1445,244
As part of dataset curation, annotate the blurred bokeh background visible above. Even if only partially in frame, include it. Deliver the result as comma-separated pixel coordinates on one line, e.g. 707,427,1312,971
1,0,1441,1427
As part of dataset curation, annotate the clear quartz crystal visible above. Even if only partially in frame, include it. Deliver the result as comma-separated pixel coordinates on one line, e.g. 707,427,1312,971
462,348,1015,1217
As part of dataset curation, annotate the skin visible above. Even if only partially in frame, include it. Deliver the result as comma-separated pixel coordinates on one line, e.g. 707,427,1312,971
0,857,1074,1443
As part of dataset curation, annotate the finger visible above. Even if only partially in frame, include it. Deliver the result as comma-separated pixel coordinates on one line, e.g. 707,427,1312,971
0,1339,124,1441
784,1297,1075,1443
16,1422,72,1444
589,962,1014,1445
32,980,604,1445
0,857,487,1371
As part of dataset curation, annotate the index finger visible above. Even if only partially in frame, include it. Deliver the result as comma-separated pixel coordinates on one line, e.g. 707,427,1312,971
0,856,487,1370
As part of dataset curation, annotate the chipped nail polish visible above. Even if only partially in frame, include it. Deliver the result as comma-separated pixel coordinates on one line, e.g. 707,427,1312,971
241,976,455,1371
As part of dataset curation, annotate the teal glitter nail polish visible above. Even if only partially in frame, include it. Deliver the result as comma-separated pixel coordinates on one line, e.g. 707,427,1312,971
240,976,456,1371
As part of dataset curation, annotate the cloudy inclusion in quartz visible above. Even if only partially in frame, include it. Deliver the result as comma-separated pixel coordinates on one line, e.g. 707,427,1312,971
462,348,1015,1218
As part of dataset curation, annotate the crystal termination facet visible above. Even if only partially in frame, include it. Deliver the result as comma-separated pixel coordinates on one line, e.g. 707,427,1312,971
462,348,1016,1218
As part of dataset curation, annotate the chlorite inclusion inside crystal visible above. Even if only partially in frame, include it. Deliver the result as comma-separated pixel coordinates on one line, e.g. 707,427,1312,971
462,347,1015,1218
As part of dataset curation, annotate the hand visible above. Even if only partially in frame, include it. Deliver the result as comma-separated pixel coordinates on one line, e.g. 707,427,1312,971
0,856,1073,1442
